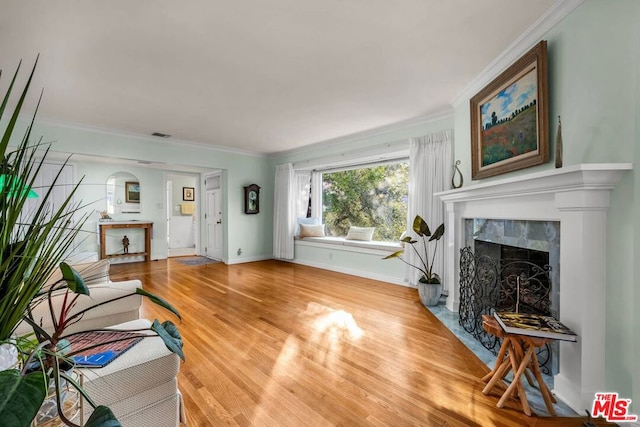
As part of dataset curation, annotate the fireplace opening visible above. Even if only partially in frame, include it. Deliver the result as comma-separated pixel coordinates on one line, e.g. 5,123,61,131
474,240,552,316
459,218,560,375
459,244,559,374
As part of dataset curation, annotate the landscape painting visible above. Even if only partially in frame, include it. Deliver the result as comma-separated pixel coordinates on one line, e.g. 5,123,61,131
480,69,537,167
470,41,549,179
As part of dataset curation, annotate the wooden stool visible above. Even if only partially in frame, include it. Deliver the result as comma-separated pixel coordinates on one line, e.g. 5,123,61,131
481,314,557,416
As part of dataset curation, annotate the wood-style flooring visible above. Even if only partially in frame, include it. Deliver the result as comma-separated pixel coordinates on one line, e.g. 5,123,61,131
110,259,610,427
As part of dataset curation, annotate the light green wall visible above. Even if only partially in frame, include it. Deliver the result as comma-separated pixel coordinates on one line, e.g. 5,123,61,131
6,118,274,263
73,162,178,260
453,0,639,409
632,0,640,411
635,19,640,412
543,0,638,407
71,161,168,259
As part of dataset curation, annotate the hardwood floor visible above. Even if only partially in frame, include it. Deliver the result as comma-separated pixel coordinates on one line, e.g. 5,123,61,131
110,259,609,426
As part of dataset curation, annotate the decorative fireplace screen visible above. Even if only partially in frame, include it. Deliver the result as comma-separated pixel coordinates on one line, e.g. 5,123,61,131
458,246,556,375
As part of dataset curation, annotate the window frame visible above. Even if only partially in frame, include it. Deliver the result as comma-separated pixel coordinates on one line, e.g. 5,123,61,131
314,158,409,242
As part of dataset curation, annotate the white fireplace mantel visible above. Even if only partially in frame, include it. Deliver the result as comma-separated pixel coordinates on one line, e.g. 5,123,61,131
435,163,632,414
436,163,632,203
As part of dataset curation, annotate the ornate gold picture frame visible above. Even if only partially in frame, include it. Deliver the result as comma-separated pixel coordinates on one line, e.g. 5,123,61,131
470,41,549,180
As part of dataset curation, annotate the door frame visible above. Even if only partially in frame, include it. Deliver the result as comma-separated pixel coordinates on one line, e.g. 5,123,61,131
203,170,225,261
164,172,200,256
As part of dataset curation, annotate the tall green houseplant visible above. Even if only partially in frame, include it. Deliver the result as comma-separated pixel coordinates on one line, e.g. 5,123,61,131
384,215,445,306
1,58,93,346
0,60,184,427
0,59,119,427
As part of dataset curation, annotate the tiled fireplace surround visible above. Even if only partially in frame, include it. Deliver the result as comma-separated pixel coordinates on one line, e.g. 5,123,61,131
435,163,632,414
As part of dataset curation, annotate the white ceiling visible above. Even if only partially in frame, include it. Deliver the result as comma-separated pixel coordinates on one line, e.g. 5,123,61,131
1,0,557,155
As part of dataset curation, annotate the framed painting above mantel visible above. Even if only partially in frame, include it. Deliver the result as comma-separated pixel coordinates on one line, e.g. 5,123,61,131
470,40,549,180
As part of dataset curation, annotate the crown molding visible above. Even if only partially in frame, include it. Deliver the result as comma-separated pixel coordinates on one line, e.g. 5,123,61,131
271,108,453,159
30,114,268,158
39,149,216,173
450,0,584,108
291,139,410,171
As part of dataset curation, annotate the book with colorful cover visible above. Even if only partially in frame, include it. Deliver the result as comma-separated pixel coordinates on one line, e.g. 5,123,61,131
493,311,577,342
69,331,143,367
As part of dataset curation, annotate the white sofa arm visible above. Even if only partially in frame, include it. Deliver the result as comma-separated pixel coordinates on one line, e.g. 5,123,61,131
15,279,143,337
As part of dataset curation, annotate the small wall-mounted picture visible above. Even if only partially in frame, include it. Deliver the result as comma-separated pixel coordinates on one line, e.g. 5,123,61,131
183,187,195,201
125,181,140,203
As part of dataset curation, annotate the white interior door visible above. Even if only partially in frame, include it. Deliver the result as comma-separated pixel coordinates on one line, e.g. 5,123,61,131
206,189,223,259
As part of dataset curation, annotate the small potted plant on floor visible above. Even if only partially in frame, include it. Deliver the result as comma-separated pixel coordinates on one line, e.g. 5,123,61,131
384,215,445,306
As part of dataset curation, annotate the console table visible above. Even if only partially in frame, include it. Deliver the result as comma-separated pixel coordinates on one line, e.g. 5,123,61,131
99,221,153,262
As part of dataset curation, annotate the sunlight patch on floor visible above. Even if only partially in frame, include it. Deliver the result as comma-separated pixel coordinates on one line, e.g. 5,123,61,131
310,303,364,340
271,302,364,375
253,302,365,424
304,302,363,368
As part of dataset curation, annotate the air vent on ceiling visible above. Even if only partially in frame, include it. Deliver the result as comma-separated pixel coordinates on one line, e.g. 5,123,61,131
151,132,171,138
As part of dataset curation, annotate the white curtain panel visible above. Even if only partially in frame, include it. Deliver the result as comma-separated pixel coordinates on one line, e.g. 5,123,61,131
406,130,452,289
294,171,312,218
273,163,295,259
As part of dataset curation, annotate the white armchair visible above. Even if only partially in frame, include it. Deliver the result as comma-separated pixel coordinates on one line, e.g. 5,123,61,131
15,260,183,426
14,260,142,337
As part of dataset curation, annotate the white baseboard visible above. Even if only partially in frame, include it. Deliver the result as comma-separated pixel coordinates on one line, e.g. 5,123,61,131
552,374,582,415
225,255,272,265
288,258,410,287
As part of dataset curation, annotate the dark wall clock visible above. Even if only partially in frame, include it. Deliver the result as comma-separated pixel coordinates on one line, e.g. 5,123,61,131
244,184,260,214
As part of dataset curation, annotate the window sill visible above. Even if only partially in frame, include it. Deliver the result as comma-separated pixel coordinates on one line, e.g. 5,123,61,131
295,236,401,255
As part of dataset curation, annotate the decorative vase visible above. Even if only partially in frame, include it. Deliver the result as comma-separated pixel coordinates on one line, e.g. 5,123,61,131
555,115,563,168
417,279,443,307
31,367,82,427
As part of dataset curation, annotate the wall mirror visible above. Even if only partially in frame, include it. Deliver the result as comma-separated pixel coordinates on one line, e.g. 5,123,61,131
106,172,140,214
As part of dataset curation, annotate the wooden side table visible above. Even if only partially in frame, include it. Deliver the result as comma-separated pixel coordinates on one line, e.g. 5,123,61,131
99,221,153,262
481,314,557,416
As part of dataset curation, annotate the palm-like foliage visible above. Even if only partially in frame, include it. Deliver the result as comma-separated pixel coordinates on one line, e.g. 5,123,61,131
0,59,88,345
0,60,184,427
0,58,113,427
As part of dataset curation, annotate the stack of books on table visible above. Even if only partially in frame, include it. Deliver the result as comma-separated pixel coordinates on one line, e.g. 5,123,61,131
493,311,577,342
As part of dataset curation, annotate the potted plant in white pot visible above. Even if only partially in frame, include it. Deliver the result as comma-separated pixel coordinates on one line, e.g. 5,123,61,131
384,215,445,306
